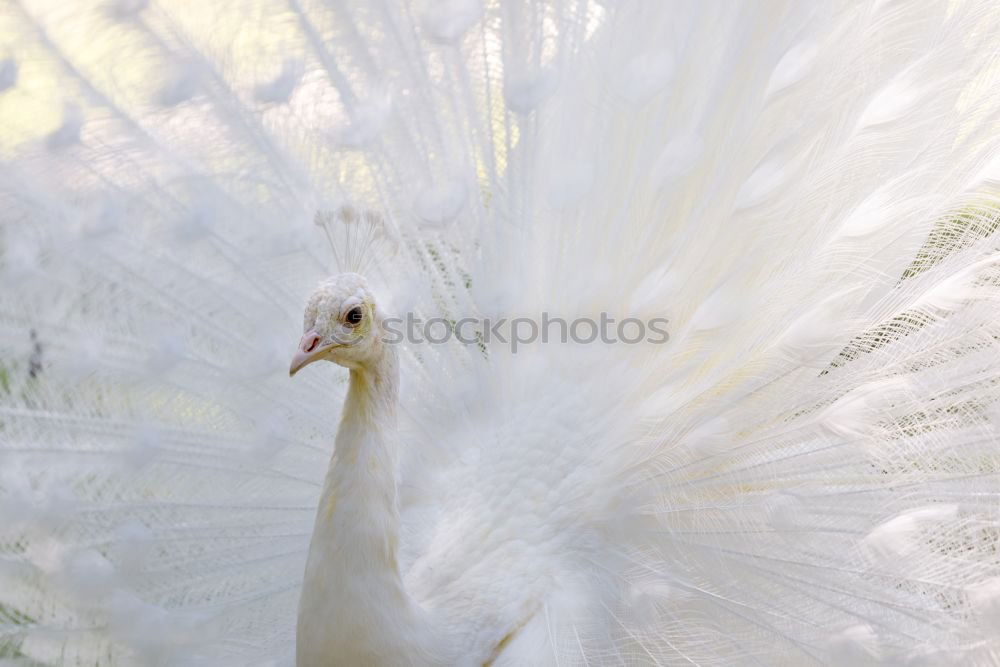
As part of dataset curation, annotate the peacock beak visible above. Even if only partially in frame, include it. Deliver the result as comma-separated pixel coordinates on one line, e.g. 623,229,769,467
289,330,331,377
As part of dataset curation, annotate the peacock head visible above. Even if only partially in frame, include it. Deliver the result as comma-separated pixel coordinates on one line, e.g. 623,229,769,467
289,273,385,375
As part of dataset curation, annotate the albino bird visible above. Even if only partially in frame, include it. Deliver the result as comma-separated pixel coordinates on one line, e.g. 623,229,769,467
2,0,1000,665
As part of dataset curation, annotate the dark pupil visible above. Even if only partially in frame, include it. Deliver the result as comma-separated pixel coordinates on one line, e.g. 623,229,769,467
346,307,363,324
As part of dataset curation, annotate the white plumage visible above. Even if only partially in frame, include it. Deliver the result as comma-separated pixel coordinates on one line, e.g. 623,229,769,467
2,0,1000,664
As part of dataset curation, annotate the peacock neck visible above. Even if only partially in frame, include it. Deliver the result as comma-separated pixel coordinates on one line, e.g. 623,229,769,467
335,350,400,471
326,348,401,562
297,346,449,665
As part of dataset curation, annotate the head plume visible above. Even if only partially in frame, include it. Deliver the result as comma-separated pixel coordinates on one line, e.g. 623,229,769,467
314,205,394,276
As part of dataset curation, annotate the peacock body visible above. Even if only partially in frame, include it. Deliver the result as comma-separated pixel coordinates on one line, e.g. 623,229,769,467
2,0,1000,664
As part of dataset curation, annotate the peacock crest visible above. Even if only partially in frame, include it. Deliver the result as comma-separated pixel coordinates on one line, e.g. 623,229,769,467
314,205,396,276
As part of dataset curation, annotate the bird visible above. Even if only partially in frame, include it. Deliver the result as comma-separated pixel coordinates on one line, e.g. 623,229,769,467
2,0,1000,664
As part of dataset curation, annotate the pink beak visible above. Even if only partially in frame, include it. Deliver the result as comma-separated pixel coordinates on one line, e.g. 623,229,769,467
289,330,326,377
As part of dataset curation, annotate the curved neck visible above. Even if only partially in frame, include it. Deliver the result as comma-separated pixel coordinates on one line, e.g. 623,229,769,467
297,347,448,665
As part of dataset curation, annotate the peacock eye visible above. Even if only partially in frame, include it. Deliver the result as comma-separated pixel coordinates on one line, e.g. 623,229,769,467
345,306,364,325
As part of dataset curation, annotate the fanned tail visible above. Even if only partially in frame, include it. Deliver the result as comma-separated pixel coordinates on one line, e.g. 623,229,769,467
2,1,1000,664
